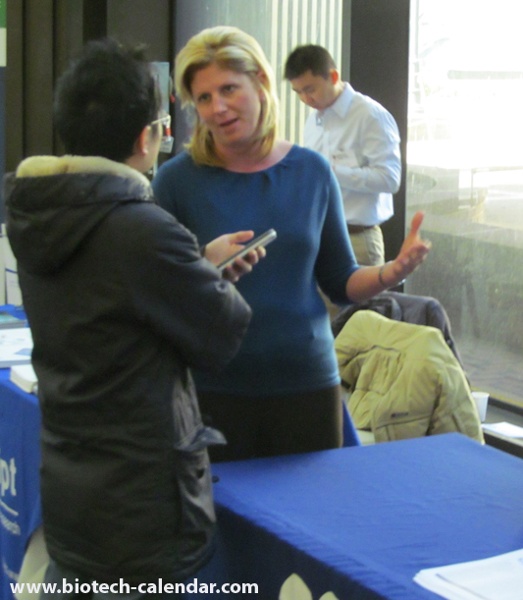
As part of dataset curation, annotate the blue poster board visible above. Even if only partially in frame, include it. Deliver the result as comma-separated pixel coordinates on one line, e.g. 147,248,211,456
0,0,5,223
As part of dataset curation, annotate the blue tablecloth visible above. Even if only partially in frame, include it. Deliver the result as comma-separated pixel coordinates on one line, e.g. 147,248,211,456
1,303,522,600
205,434,523,599
0,358,41,598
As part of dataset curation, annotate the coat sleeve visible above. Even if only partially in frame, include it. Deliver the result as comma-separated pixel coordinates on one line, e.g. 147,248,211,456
120,203,252,373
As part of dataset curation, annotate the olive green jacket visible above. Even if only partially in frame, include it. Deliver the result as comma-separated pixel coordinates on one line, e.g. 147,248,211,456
335,310,484,443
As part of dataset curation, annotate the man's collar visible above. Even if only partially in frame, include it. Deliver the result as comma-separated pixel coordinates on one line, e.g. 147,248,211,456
317,82,355,124
330,82,354,118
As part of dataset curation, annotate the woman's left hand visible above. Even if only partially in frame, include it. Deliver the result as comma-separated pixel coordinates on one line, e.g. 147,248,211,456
385,211,431,285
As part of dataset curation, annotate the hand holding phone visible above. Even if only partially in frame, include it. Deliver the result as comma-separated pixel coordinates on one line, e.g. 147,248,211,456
217,229,277,271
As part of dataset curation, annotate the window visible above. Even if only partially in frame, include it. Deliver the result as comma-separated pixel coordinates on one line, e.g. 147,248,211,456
406,0,523,406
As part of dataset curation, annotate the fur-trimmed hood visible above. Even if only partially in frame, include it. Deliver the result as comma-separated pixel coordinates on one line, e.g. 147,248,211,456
4,155,155,275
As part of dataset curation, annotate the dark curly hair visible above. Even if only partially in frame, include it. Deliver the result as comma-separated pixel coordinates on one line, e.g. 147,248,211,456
53,38,162,162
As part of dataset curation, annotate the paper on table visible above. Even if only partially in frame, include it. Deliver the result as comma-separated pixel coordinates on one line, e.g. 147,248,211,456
0,327,33,368
414,548,523,600
10,363,38,394
482,421,523,439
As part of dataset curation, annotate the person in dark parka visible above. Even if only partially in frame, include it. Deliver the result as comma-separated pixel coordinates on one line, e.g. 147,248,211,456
4,38,257,598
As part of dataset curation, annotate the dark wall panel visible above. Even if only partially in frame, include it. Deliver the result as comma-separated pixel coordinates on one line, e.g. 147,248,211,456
5,0,175,172
349,0,410,259
107,0,172,62
24,0,55,159
6,0,24,172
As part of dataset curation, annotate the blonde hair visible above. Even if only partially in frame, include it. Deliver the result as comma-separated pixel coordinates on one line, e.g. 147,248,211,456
175,26,279,167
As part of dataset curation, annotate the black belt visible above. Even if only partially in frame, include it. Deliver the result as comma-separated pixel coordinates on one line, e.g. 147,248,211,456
347,224,375,234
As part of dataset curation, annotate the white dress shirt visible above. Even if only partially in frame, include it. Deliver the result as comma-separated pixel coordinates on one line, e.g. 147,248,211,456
304,82,401,226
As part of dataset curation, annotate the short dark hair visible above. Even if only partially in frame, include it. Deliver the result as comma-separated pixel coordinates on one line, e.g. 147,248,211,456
53,38,161,162
284,44,336,80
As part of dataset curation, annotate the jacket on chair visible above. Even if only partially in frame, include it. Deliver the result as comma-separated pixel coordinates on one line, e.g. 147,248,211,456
335,311,483,443
332,291,466,371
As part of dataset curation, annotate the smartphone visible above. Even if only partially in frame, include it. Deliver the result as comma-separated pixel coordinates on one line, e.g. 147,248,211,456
217,229,277,270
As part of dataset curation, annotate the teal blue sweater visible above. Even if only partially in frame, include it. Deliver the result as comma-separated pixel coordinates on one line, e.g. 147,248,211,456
153,145,359,395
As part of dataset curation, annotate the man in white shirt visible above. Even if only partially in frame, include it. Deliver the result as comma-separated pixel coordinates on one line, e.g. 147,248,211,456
285,44,401,266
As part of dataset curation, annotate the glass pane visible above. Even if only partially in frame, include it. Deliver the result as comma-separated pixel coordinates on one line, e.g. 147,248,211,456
406,0,523,406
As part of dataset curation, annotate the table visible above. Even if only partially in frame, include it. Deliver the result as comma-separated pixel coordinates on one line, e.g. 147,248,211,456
1,348,523,600
204,434,523,599
0,364,41,599
0,304,40,598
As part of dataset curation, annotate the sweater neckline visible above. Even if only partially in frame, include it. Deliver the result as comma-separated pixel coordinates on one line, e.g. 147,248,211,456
220,144,297,175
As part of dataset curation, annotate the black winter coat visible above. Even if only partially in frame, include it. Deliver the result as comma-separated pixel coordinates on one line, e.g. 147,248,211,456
4,155,252,584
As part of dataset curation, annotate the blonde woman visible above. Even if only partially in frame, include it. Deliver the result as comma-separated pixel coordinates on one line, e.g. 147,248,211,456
153,26,430,461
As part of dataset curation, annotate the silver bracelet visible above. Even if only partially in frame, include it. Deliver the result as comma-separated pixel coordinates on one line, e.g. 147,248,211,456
378,263,389,288
379,261,407,289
